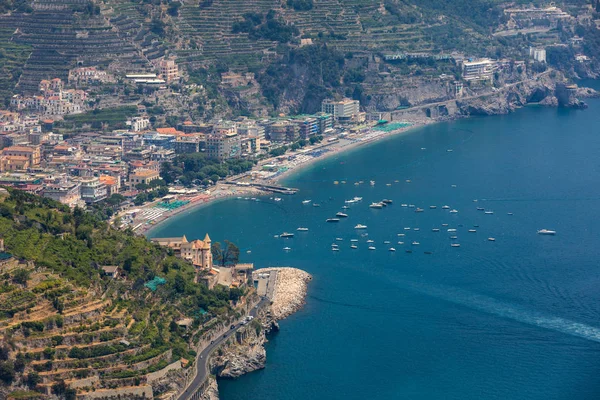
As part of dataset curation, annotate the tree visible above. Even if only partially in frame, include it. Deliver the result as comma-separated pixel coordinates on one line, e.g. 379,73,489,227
27,372,41,388
12,268,30,286
211,240,240,268
0,360,15,384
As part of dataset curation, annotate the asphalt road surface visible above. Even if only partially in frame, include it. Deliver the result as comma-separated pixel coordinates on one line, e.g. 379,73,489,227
177,298,269,400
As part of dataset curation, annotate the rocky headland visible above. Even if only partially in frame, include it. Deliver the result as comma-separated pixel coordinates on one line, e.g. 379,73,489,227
206,268,312,399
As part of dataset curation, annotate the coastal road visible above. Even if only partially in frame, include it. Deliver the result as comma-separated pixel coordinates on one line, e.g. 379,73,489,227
177,297,269,400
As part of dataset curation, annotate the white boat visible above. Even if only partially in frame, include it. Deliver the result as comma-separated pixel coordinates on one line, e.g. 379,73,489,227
477,207,485,211
354,197,363,201
401,204,408,207
355,224,367,229
412,241,420,245
537,229,556,235
413,228,420,231
397,233,405,237
367,239,374,243
345,199,357,204
297,227,309,231
370,180,375,186
332,248,340,251
274,198,282,202
351,245,358,249
342,206,349,209
507,212,514,215
302,200,312,204
415,208,424,213
382,199,393,204
442,205,450,209
326,218,340,222
336,238,343,241
336,212,349,218
368,246,376,250
280,232,295,238
389,248,396,252
488,238,496,241
450,209,458,214
386,183,392,186
283,247,291,251
432,228,440,232
451,243,461,247
350,239,359,242
468,229,476,233
369,202,383,209
442,223,449,227
313,204,321,207
331,243,339,248
384,240,391,244
485,211,494,214
450,236,458,239
247,250,252,253
447,228,457,232
447,149,453,152
408,204,415,208
430,205,437,209
404,227,411,230
397,241,404,245
274,235,279,238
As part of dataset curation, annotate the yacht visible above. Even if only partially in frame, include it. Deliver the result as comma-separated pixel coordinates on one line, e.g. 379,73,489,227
313,204,321,207
412,241,420,246
507,212,514,215
397,233,405,237
415,208,424,213
442,223,449,227
351,245,358,249
326,218,340,223
350,239,359,242
345,199,357,204
450,209,459,214
367,239,375,243
537,229,556,235
336,212,349,218
451,243,461,247
336,238,343,241
353,197,363,202
368,246,376,250
389,248,396,252
442,205,450,209
280,232,295,238
283,247,291,251
297,227,309,231
447,228,457,232
430,205,437,209
354,224,367,229
485,210,494,214
413,228,420,231
488,237,496,241
386,183,392,187
247,250,252,254
401,204,408,207
432,228,440,232
332,247,340,252
342,206,349,209
397,241,404,245
404,227,411,230
468,229,477,233
382,199,393,204
302,200,311,204
369,202,383,209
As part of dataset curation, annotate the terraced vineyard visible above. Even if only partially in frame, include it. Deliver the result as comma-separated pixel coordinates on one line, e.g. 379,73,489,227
0,189,243,399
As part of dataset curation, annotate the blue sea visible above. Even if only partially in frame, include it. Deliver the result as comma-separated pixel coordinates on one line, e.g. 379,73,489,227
150,88,600,399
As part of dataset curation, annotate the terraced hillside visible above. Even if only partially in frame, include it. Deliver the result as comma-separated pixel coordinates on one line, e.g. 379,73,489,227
0,188,245,399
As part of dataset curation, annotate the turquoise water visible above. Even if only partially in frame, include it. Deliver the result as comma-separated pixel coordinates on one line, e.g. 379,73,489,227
150,94,600,399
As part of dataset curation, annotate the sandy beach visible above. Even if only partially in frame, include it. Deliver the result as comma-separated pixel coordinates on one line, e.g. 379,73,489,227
133,117,432,236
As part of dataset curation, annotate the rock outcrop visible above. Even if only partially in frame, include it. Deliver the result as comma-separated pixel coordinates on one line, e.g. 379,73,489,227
210,322,268,379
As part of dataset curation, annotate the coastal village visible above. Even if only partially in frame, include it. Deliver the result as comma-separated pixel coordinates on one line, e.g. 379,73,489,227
0,1,599,399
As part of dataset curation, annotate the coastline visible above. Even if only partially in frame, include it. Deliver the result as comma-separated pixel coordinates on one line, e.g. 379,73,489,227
138,119,431,237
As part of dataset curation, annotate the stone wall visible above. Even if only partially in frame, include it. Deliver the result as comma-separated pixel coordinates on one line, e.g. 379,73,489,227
146,359,182,383
76,384,153,399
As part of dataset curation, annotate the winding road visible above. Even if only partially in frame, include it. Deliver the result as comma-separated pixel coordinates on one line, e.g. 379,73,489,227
177,297,269,400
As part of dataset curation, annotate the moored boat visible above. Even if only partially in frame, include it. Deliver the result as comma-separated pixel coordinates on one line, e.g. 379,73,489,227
537,229,556,235
280,232,295,238
354,224,367,229
326,218,340,222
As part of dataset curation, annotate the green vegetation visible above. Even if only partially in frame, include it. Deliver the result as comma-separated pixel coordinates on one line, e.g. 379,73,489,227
0,28,32,106
57,106,138,132
211,241,240,268
232,11,299,43
160,153,255,186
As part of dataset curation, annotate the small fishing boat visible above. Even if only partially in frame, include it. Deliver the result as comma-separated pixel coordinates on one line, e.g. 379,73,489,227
413,228,420,231
382,199,393,204
447,228,457,232
450,236,458,239
302,200,311,204
415,208,424,213
313,203,321,207
336,212,349,218
368,246,376,250
367,239,374,243
397,241,404,245
537,229,556,235
389,248,396,252
424,251,433,255
280,232,295,238
384,240,391,244
355,224,367,229
432,228,440,232
468,229,476,233
283,247,291,251
412,241,420,246
485,211,494,215
350,239,359,242
450,209,459,214
351,245,358,249
430,205,437,209
442,205,450,209
488,237,496,241
335,238,343,241
297,227,309,231
476,207,485,211
401,204,408,207
451,243,461,247
369,202,383,209
397,233,405,237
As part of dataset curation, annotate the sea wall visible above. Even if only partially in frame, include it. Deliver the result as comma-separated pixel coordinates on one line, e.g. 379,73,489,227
204,267,312,399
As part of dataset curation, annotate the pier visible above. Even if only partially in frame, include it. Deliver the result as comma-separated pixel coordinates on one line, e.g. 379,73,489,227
225,181,298,195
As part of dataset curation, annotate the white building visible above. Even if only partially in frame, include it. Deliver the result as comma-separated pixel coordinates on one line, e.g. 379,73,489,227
529,47,547,63
462,59,496,82
321,99,360,122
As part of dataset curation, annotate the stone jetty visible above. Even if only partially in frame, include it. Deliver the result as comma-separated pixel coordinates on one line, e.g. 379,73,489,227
261,267,312,320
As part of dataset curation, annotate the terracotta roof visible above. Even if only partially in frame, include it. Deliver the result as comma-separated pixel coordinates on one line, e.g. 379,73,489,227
3,146,35,153
156,127,178,134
